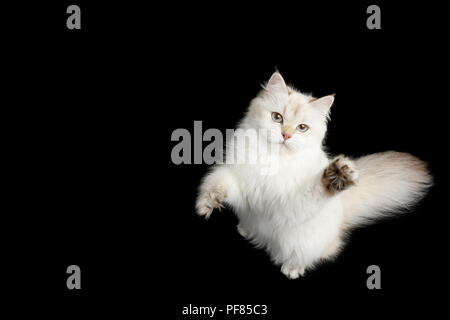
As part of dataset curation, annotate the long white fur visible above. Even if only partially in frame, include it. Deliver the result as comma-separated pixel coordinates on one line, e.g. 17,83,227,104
341,151,432,229
196,72,432,279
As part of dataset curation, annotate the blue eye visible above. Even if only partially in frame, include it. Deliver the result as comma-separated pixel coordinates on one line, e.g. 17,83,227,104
297,124,309,132
271,112,283,123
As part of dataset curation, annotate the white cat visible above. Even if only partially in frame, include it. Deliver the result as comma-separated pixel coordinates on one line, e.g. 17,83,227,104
196,72,432,279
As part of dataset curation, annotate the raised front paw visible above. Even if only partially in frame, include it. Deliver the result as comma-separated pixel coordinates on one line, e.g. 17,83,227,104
322,155,358,195
195,185,226,219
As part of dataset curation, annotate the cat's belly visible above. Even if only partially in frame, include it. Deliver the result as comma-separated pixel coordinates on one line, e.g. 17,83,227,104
235,194,343,267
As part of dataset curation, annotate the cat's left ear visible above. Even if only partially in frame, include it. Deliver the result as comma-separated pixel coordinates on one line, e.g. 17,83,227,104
310,95,335,117
264,72,288,95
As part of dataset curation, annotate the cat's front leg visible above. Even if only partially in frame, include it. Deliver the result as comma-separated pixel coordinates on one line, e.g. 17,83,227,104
196,166,238,219
322,155,359,195
196,185,226,218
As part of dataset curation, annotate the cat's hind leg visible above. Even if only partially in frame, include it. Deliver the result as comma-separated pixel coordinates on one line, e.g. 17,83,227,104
236,224,249,239
280,254,306,279
321,236,344,260
281,264,305,279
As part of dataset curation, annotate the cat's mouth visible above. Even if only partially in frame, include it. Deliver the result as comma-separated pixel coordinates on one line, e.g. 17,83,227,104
280,140,291,150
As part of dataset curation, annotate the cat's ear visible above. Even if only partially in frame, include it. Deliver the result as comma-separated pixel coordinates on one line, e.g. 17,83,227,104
310,95,335,117
264,72,288,95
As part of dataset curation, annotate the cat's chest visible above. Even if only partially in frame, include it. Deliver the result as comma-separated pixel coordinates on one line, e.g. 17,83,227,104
234,161,321,210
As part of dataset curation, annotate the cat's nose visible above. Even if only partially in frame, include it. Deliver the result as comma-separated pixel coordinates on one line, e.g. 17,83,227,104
282,132,291,141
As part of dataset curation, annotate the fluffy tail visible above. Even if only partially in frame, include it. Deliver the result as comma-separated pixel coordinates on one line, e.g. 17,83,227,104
341,151,432,230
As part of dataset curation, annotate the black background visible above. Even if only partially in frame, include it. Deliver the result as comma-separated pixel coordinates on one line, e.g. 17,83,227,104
4,1,449,318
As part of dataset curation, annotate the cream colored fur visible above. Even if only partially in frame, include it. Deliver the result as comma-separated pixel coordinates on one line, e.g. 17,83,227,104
196,72,432,279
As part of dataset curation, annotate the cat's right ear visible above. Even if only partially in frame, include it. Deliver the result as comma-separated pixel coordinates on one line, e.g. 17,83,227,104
263,72,288,95
310,95,335,118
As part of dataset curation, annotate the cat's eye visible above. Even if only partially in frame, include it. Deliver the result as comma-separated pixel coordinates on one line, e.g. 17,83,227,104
297,124,309,132
271,112,283,123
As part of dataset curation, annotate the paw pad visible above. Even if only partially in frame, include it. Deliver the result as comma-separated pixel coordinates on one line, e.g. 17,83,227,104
322,156,358,194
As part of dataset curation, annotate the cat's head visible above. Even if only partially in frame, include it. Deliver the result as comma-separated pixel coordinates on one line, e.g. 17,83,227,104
243,72,334,153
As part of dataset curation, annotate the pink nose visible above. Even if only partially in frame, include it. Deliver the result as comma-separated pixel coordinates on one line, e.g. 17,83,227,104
282,132,291,141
